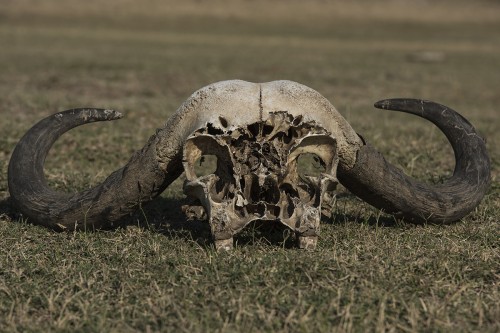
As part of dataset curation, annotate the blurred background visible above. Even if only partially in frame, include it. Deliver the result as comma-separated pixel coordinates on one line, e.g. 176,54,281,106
0,0,498,195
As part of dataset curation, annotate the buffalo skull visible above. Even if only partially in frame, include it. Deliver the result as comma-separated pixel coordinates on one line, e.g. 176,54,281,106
7,80,491,249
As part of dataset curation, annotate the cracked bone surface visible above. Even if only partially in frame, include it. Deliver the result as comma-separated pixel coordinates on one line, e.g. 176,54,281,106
8,79,491,251
183,112,339,250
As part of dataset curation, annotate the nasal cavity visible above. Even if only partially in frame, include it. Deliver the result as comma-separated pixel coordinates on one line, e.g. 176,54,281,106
249,175,280,204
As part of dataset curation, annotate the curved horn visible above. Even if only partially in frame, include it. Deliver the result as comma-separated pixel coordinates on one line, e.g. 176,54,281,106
338,99,491,223
7,80,263,230
7,108,184,230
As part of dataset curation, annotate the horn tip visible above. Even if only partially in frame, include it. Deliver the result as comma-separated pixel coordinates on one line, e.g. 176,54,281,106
374,98,427,112
374,99,392,110
64,108,124,122
103,109,123,120
87,108,123,121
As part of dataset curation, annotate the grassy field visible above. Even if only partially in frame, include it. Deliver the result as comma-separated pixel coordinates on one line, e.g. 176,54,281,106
0,0,499,331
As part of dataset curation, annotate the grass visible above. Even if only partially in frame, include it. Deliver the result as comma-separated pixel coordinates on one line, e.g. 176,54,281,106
0,0,499,331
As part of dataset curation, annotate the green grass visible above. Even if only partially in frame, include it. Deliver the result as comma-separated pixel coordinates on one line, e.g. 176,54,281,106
0,0,499,331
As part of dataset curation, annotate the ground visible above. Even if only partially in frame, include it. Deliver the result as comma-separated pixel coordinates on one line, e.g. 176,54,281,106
0,0,498,332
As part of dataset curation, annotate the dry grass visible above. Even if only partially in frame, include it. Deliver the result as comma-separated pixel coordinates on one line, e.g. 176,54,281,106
0,0,499,332
3,0,500,24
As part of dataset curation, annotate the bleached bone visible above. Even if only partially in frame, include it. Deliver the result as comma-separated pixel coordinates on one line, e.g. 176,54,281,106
8,80,491,249
182,111,339,249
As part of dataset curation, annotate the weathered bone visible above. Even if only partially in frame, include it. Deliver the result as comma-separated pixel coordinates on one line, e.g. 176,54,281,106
7,80,491,250
182,112,339,249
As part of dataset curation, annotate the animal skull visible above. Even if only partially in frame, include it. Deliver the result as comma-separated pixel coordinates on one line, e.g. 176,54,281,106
182,111,339,249
7,80,491,250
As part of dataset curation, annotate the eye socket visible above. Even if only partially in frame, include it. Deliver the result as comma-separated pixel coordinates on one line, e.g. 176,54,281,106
297,153,325,178
194,154,218,177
